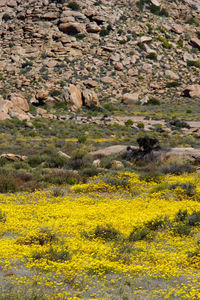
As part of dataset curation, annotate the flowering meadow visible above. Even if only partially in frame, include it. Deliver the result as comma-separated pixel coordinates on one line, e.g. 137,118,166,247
1,172,200,299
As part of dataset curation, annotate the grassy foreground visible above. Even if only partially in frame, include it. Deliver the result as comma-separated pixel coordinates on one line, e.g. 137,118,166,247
1,172,200,299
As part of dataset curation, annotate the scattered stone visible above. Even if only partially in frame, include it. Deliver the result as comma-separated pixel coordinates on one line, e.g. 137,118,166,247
165,70,179,80
111,160,124,169
58,151,71,159
93,159,101,168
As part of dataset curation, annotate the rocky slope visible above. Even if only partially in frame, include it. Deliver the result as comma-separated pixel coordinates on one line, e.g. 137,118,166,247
0,0,199,120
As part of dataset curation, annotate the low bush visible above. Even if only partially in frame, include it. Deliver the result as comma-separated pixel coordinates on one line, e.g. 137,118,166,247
0,176,18,193
146,53,157,60
169,119,190,129
93,225,121,241
146,97,160,105
32,245,70,262
161,162,194,175
172,223,191,236
166,81,181,88
16,227,57,246
129,226,150,242
42,170,81,185
170,182,196,197
67,1,80,10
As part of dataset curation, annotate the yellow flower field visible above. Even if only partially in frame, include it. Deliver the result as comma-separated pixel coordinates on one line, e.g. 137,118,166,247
0,172,200,299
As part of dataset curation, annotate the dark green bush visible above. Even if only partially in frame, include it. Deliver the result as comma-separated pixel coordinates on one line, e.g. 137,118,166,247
93,225,121,241
161,162,195,175
67,1,80,10
166,81,181,88
146,52,157,60
169,119,190,129
187,60,200,68
146,97,160,105
49,89,62,97
0,176,18,193
2,14,11,22
42,170,81,185
129,226,149,242
170,182,196,197
172,223,191,236
78,135,88,143
145,216,169,231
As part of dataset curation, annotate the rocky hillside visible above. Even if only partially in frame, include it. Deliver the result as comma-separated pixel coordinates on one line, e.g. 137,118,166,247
0,0,199,120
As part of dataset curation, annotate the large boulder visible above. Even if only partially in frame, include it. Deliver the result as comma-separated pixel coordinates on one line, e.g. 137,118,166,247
68,85,83,111
122,93,140,105
0,153,27,161
82,89,100,108
183,85,200,98
59,22,83,34
8,93,29,112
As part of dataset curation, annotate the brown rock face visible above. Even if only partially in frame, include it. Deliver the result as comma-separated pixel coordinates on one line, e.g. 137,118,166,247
59,23,83,34
83,89,100,108
68,85,83,111
183,85,200,98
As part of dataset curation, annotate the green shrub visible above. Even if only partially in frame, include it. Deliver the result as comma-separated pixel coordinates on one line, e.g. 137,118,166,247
129,226,149,242
52,187,65,197
139,171,162,183
186,17,198,27
100,29,110,37
32,245,70,262
2,14,11,22
177,38,183,48
0,209,6,223
187,60,200,68
146,52,157,60
147,97,160,105
103,103,115,112
67,1,80,10
145,216,169,231
75,33,86,40
16,227,56,246
172,223,191,236
161,162,194,175
170,182,196,197
175,210,188,222
166,81,181,88
125,119,133,127
42,170,81,185
0,176,18,193
169,119,190,129
137,122,144,129
188,211,200,226
162,40,172,49
49,89,62,97
93,225,121,241
147,23,153,34
78,135,88,143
